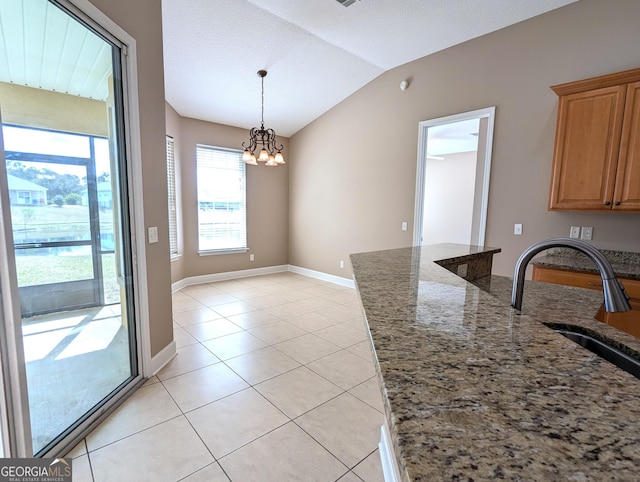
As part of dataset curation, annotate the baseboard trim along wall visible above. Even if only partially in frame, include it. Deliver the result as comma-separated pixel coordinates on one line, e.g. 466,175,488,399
288,265,355,289
171,265,289,291
172,264,355,292
147,340,177,377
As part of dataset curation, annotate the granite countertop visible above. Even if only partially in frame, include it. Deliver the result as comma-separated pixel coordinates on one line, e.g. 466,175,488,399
350,244,640,481
532,248,640,280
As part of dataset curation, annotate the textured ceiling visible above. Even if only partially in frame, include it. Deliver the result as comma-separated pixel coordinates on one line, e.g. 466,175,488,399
162,0,578,137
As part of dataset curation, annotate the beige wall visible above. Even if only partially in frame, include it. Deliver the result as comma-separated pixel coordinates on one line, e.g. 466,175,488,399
0,83,107,136
89,0,172,356
166,107,289,282
422,151,476,245
289,0,640,278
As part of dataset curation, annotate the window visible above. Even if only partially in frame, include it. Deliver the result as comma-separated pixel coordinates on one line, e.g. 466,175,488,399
166,136,178,258
196,145,247,253
17,191,32,204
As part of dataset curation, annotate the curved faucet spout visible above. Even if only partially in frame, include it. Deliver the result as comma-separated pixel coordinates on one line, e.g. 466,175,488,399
511,238,631,312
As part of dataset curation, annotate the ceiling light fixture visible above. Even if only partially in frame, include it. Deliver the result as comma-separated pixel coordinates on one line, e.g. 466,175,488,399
242,70,285,167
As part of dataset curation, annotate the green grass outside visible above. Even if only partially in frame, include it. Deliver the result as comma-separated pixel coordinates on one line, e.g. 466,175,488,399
15,251,120,304
11,204,113,243
11,203,122,304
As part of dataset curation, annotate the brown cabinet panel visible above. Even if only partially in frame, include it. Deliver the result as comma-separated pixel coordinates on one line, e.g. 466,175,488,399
614,81,640,210
532,265,605,290
599,300,640,338
533,265,640,338
549,86,625,210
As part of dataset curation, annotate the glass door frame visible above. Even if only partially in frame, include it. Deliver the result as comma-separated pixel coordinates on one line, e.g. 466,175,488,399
0,0,152,458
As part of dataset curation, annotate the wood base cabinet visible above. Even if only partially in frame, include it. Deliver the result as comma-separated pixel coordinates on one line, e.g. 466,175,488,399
549,68,640,211
532,265,640,338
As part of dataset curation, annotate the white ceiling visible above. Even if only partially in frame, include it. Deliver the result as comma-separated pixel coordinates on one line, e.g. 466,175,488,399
0,0,578,141
427,119,480,156
162,0,578,137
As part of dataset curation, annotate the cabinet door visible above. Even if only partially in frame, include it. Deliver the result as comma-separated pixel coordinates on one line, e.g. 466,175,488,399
613,81,640,210
549,85,626,210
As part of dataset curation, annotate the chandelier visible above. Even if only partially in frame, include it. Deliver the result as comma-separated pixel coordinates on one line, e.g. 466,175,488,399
242,70,285,166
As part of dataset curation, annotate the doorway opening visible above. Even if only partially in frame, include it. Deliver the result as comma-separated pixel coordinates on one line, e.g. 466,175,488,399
0,0,143,457
413,107,496,247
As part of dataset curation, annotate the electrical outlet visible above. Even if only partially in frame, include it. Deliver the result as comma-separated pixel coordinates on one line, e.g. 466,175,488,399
581,226,593,240
569,226,580,239
250,254,254,261
339,260,344,269
401,221,408,231
514,224,523,235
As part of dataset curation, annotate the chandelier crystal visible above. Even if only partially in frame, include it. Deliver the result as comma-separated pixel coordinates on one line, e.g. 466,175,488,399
242,70,285,167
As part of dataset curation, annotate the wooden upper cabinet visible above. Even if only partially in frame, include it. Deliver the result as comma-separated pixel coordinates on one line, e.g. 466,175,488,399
549,68,640,211
614,81,640,210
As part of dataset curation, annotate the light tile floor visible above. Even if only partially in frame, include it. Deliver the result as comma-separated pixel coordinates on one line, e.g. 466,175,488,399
69,272,385,481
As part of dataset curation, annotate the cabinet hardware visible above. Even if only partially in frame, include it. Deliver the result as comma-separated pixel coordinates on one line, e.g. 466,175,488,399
588,282,604,287
615,201,621,206
604,201,611,206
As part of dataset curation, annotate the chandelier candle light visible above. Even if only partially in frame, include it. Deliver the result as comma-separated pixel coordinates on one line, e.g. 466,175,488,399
242,70,285,167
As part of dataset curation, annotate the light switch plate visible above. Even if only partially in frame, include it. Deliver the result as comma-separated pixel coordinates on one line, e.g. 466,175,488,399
514,224,523,235
148,226,158,244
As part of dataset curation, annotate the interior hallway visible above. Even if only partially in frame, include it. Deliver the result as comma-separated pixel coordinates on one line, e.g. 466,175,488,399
67,271,385,481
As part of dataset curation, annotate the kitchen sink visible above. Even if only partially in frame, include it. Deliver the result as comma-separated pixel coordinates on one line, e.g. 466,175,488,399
547,325,640,380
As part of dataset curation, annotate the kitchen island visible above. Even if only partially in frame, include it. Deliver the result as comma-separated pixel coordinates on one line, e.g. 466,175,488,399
350,244,640,481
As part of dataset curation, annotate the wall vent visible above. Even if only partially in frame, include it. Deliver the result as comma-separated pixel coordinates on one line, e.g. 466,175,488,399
336,0,359,7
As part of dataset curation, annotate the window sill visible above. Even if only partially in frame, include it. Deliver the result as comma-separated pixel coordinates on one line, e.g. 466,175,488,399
198,248,248,257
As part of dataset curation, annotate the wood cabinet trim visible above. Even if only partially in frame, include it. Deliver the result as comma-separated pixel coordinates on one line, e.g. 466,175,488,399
551,67,640,96
533,265,640,338
532,265,640,298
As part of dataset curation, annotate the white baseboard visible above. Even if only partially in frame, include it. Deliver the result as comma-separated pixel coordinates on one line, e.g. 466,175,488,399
171,265,289,292
172,264,354,292
145,340,176,377
288,265,355,289
379,423,401,482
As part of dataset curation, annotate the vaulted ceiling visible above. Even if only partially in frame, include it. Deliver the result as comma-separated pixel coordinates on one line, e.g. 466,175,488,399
161,0,578,137
0,0,578,139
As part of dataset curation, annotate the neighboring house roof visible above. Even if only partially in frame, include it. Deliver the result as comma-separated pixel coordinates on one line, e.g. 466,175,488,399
6,174,48,192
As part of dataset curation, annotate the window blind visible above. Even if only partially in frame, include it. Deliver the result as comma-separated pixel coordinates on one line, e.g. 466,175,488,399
195,145,247,253
166,136,178,257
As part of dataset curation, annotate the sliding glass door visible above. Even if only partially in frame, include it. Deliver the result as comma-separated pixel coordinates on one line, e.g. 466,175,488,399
0,0,140,456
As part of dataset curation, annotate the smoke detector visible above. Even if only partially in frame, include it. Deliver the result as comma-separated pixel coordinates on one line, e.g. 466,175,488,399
336,0,359,7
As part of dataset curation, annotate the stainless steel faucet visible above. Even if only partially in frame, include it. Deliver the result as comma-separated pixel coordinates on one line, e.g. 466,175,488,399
511,238,631,312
